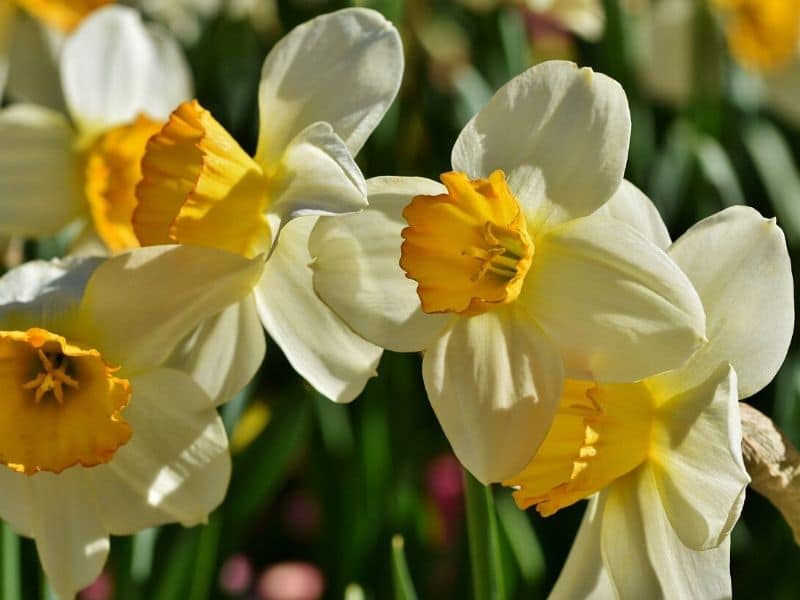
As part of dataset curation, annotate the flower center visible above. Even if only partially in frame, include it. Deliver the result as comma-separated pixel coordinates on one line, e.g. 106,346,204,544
14,0,114,32
503,379,654,517
712,0,800,72
0,328,132,475
133,99,272,260
400,170,534,316
84,114,163,253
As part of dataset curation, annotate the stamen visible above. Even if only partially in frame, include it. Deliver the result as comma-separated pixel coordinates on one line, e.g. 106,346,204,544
0,328,131,474
22,349,80,404
400,170,534,316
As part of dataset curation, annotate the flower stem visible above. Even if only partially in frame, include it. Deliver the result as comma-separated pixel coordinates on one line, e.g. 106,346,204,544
463,468,506,600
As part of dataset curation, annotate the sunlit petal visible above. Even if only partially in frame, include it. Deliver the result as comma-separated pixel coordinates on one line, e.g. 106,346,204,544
422,306,563,483
256,217,382,403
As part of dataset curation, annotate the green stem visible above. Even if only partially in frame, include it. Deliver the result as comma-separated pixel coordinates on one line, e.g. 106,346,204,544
1,523,21,600
463,469,506,600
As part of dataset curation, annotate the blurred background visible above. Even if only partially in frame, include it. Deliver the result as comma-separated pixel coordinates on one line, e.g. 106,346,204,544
3,0,800,598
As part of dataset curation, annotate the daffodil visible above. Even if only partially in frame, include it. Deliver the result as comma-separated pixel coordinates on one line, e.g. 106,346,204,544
0,5,191,252
504,195,794,599
308,60,708,483
131,8,403,403
626,0,800,127
0,244,264,599
0,0,114,106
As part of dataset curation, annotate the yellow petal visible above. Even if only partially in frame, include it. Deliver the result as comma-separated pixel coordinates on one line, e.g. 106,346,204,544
15,0,113,32
712,0,800,72
134,99,271,259
504,379,652,516
84,114,162,252
400,170,533,316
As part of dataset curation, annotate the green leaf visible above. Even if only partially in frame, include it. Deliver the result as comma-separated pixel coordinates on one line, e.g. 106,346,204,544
313,392,355,459
495,491,545,587
497,8,527,80
694,134,745,207
463,470,506,600
391,535,418,600
742,119,800,246
453,65,494,128
130,528,159,584
151,529,199,600
648,119,696,226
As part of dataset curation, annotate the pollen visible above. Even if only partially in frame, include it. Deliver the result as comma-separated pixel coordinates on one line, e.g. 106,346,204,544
22,349,80,404
14,0,113,32
400,170,534,316
133,99,271,259
0,328,132,475
712,0,800,72
84,114,162,253
503,379,654,517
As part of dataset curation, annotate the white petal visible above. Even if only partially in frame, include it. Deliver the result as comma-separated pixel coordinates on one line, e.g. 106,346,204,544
594,179,671,250
78,245,264,373
61,6,191,135
6,11,65,111
422,306,563,483
452,61,630,225
26,469,110,600
309,176,453,352
89,368,230,533
266,122,367,249
602,468,734,600
0,104,83,237
0,257,102,334
648,364,749,550
549,494,615,600
522,213,706,382
166,295,265,407
255,7,403,163
0,256,98,306
256,216,382,403
535,0,605,40
0,468,33,537
666,206,794,399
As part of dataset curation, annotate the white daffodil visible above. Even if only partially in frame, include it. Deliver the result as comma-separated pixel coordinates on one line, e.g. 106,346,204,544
0,244,264,600
0,0,114,109
308,60,707,484
0,5,191,252
626,0,800,127
130,8,402,403
504,194,794,599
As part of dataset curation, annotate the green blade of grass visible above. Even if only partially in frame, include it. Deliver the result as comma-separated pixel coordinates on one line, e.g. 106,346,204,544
694,134,745,208
391,535,418,600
